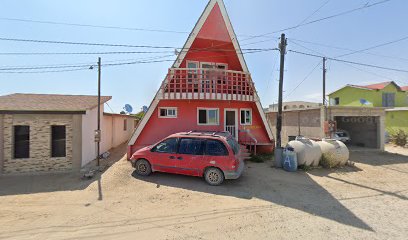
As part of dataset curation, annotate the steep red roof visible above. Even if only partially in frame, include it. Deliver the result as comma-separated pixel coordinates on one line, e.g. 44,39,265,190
402,86,408,91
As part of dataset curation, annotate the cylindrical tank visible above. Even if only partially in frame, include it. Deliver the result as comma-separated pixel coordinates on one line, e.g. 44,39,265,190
282,148,297,172
286,138,322,167
317,139,349,168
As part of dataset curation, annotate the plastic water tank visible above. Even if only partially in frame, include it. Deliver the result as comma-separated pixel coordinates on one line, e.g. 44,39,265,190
282,148,298,172
317,139,349,167
286,137,322,167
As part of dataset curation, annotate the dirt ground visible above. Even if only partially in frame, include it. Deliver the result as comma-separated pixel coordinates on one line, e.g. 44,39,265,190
0,145,407,240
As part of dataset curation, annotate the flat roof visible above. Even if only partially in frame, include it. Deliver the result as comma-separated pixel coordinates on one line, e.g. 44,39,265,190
0,93,112,113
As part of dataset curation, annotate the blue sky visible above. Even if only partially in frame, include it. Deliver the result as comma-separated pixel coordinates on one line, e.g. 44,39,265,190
1,0,407,112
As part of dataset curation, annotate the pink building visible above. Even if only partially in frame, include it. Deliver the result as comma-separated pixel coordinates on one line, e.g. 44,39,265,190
128,0,274,157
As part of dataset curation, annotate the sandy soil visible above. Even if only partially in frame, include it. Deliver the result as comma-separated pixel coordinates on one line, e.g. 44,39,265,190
0,145,407,240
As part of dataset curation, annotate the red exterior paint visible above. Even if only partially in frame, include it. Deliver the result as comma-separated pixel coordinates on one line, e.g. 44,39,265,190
128,1,273,157
131,100,270,153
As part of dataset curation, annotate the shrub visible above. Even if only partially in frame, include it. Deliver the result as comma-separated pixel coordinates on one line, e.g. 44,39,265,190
390,130,408,147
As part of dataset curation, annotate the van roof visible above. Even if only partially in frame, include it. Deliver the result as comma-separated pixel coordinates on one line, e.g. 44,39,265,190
170,131,232,139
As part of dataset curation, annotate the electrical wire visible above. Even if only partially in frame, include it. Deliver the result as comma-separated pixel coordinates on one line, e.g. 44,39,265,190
284,61,322,100
241,0,392,41
288,50,408,73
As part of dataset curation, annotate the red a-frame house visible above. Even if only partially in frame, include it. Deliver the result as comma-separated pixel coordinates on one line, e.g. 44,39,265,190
128,0,274,156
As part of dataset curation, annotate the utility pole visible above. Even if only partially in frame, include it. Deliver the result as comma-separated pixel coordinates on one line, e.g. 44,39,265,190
322,57,327,121
323,57,326,107
276,33,287,149
96,57,101,167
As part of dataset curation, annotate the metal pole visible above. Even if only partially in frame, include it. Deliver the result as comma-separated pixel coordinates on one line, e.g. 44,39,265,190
97,57,101,167
276,33,287,148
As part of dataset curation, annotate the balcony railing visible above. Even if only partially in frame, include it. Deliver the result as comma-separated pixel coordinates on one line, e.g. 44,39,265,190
160,68,256,101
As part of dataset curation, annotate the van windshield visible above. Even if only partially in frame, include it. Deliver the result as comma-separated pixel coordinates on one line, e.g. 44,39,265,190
227,138,239,155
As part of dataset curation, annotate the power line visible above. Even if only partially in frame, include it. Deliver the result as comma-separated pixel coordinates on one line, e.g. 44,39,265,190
288,49,408,73
289,38,408,61
284,61,322,99
293,0,331,30
335,35,408,58
242,0,392,41
0,17,190,34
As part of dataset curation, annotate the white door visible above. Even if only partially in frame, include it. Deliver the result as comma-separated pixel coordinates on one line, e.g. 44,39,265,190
224,109,238,139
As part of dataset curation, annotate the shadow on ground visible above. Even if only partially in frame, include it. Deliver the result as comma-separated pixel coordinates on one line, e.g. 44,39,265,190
132,160,373,231
0,144,127,197
351,150,408,166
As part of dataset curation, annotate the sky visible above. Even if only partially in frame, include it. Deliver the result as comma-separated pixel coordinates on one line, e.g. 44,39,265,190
0,0,407,113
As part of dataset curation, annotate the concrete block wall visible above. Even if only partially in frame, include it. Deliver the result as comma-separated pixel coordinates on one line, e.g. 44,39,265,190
1,114,78,174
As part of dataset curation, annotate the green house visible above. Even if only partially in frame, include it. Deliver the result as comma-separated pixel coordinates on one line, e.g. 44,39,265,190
328,81,408,133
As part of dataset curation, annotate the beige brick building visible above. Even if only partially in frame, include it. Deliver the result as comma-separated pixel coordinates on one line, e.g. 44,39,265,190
0,94,135,175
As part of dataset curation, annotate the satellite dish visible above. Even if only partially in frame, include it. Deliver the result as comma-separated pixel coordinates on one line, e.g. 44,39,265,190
360,99,371,106
142,106,148,113
124,104,133,114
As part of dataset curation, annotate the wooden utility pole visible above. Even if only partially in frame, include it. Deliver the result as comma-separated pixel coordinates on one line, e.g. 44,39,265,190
276,33,287,148
323,57,326,106
97,57,101,167
322,57,327,121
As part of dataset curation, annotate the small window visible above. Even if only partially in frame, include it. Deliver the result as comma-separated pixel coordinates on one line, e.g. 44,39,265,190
123,119,127,131
51,126,66,158
152,138,178,154
382,93,395,107
159,108,177,118
206,140,228,156
198,109,219,125
178,138,204,155
334,97,340,106
14,126,30,159
240,109,252,125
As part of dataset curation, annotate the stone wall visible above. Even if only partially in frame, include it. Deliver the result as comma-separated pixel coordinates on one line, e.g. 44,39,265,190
2,114,77,174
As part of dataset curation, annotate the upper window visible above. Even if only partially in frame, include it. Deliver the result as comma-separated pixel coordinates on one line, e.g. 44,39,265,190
123,119,127,131
334,97,340,106
51,126,66,158
198,108,219,125
240,109,252,125
152,138,178,154
206,140,228,156
382,93,395,107
159,108,177,118
178,138,204,155
14,126,30,159
187,61,198,69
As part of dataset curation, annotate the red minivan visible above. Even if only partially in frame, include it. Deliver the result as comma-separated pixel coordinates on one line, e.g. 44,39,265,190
129,131,245,185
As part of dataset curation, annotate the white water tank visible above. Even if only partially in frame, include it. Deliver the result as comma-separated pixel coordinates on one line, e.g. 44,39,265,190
317,139,349,168
286,138,322,167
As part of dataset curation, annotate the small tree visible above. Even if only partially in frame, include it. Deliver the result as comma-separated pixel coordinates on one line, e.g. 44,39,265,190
390,130,408,147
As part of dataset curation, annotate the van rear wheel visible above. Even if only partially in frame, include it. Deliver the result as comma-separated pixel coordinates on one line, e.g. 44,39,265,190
135,159,152,176
204,168,224,186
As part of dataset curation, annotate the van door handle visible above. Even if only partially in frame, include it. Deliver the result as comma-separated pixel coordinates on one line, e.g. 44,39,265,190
169,156,175,159
177,157,183,160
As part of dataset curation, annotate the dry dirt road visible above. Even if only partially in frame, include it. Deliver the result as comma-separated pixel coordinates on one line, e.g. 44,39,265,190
0,145,407,240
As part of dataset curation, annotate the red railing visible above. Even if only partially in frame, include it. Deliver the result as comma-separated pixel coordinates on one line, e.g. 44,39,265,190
239,129,258,155
161,68,256,101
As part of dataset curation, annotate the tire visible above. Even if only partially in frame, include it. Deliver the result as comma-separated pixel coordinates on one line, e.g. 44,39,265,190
135,159,152,176
204,168,224,186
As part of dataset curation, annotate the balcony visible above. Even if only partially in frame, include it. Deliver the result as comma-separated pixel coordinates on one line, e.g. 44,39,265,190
160,68,257,101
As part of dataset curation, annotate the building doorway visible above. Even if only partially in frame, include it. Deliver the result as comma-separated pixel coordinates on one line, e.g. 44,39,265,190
224,109,238,139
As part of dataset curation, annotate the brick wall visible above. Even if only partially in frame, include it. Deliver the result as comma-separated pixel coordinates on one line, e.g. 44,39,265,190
2,114,74,174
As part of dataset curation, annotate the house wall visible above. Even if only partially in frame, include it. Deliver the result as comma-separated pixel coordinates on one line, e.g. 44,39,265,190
386,110,408,133
0,114,4,173
131,100,271,153
101,114,135,153
266,109,324,146
81,106,101,167
1,114,81,174
329,85,408,107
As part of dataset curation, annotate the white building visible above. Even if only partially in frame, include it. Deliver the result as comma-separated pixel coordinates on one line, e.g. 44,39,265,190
0,94,135,175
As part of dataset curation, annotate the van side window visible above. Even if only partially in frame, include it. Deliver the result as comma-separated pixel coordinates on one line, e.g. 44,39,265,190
178,138,204,155
206,140,228,156
152,138,177,153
